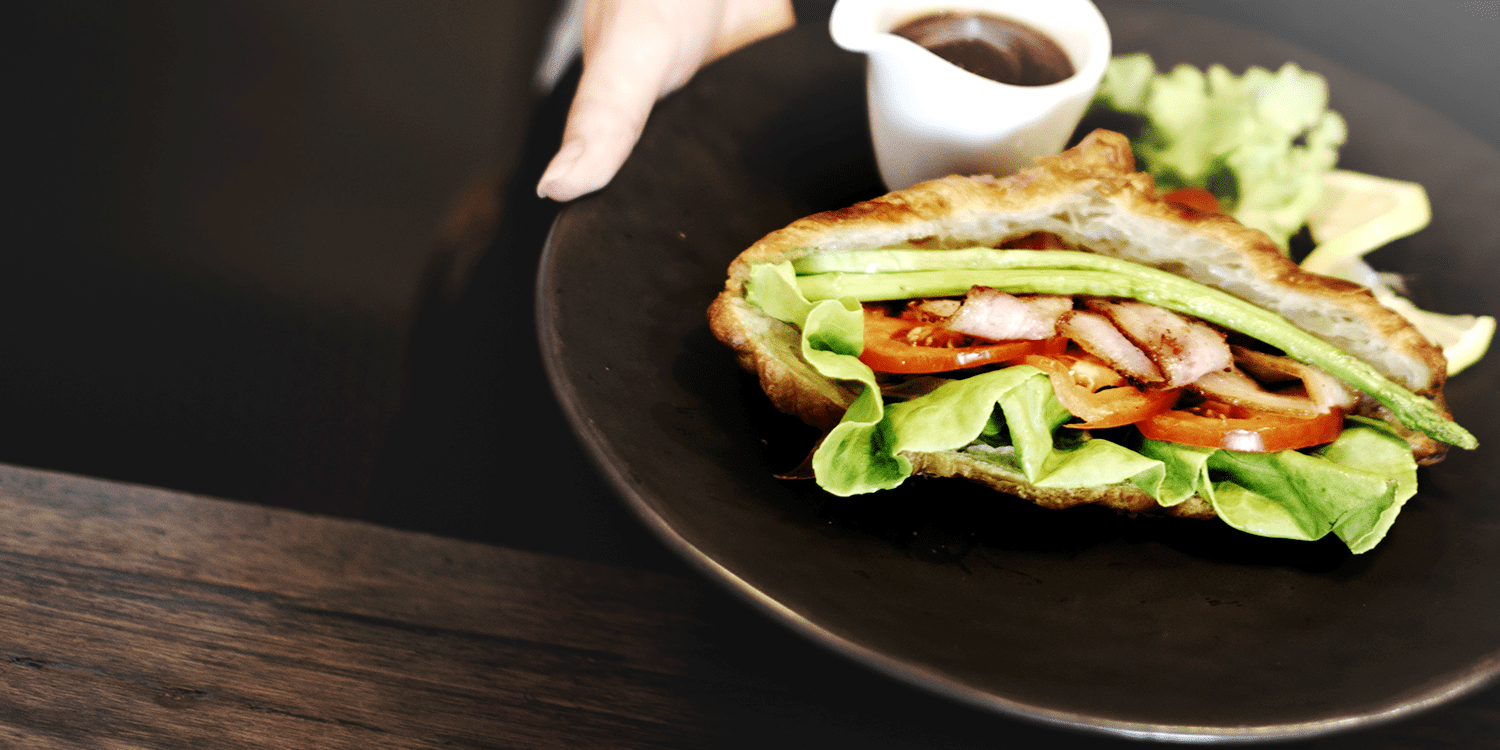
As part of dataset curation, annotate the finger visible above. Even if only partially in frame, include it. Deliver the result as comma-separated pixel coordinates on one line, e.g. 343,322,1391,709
537,2,706,201
536,0,794,202
534,87,656,202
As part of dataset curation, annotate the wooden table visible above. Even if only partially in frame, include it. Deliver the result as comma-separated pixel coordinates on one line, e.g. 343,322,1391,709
1,464,1496,748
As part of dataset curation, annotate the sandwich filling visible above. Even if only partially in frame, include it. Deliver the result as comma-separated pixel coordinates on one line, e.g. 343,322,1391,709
744,245,1471,554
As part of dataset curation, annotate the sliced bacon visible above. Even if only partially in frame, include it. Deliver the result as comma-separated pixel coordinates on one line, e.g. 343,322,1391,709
1192,367,1324,417
897,294,1355,421
906,298,960,321
1191,348,1359,417
1057,310,1165,384
944,287,1071,342
1086,300,1231,388
1231,346,1357,413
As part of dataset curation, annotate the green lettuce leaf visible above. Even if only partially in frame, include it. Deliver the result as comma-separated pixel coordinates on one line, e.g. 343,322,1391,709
1139,425,1416,553
749,262,904,493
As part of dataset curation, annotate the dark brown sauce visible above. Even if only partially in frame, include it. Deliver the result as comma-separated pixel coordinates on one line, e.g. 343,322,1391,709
892,12,1074,86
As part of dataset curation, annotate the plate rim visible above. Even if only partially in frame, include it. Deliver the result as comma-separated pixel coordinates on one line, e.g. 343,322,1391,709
535,5,1500,742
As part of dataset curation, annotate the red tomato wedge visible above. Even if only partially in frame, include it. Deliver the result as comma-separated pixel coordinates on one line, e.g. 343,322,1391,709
1021,354,1181,429
1137,401,1345,452
859,306,1064,374
1163,186,1222,214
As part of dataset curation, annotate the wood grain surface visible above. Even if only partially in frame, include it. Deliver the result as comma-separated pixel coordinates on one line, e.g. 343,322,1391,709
1,465,1496,749
0,468,714,748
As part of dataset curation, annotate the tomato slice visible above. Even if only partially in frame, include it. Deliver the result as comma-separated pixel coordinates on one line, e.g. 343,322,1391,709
1137,400,1345,452
1163,186,1222,214
858,306,1064,374
1022,354,1181,429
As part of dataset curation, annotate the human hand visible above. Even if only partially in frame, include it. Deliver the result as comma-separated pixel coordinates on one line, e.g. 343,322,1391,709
536,0,796,201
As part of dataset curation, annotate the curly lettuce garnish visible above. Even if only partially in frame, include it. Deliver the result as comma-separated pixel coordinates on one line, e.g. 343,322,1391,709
1094,52,1346,249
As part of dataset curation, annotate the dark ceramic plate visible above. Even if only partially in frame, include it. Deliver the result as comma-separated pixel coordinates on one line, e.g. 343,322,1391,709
538,4,1500,742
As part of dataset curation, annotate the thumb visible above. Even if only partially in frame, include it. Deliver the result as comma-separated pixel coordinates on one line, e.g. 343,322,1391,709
536,3,700,202
534,67,665,202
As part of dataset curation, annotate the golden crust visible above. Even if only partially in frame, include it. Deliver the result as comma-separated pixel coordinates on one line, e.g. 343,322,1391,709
707,292,857,432
906,451,1219,520
707,129,1449,518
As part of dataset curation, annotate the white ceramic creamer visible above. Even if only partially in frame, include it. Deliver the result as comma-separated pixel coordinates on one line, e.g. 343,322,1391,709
830,0,1111,190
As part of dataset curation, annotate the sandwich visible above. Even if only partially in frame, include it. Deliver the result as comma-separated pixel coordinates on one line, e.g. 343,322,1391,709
707,129,1476,553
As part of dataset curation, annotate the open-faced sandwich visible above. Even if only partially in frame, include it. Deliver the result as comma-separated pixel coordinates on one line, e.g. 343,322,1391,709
708,129,1476,553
